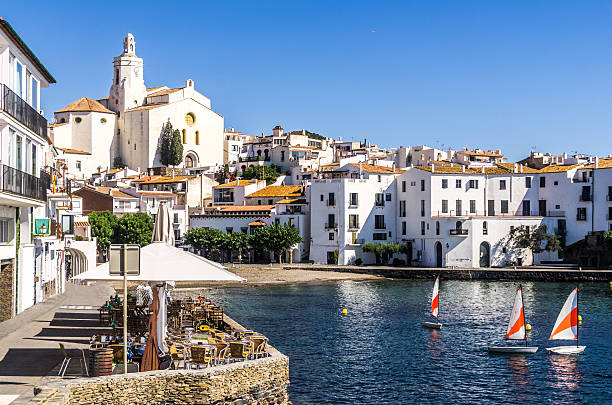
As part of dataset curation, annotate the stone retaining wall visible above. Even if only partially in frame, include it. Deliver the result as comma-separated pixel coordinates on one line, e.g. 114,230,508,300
24,352,289,405
283,265,612,282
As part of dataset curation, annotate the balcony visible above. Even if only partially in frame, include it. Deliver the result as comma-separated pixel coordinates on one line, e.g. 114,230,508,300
1,84,47,139
449,228,468,236
607,195,612,202
239,156,270,162
325,223,338,229
215,196,234,203
579,194,592,202
0,165,48,201
326,199,336,207
576,215,587,221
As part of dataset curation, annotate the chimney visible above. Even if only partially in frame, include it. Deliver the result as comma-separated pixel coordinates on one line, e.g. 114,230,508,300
171,170,175,179
450,163,454,167
302,129,306,136
595,157,599,169
185,79,194,88
273,126,284,137
513,163,517,173
462,165,465,173
481,166,485,173
431,164,435,173
520,165,523,173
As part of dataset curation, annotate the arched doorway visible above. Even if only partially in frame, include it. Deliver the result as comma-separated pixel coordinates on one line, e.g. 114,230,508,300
184,155,194,168
479,242,490,268
435,241,442,267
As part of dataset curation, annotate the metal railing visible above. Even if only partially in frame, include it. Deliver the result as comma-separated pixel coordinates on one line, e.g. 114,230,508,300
215,196,234,203
1,165,48,201
579,194,592,202
433,210,566,218
1,84,47,139
449,229,469,236
325,223,338,229
607,195,612,201
239,156,270,162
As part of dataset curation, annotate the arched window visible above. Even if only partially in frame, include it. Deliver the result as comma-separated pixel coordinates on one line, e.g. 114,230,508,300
182,129,187,144
436,221,440,235
184,155,194,168
264,149,269,159
483,221,488,235
60,118,65,123
115,69,119,85
195,131,200,145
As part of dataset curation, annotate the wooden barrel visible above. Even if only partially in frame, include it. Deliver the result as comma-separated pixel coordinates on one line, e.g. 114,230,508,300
89,348,113,376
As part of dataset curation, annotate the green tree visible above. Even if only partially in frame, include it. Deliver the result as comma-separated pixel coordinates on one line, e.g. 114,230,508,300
221,232,250,262
508,225,562,264
362,242,404,264
169,129,184,166
114,212,154,247
251,223,302,263
112,156,126,169
184,227,225,260
241,164,281,184
88,211,118,254
160,119,173,166
215,164,235,184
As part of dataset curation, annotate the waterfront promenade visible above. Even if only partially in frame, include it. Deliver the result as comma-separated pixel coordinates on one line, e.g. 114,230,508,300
0,283,113,404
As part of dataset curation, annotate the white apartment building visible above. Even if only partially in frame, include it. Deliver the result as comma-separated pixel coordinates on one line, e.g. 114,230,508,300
310,163,403,265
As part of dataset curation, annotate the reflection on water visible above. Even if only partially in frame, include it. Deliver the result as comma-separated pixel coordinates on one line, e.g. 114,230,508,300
549,354,582,390
198,280,611,404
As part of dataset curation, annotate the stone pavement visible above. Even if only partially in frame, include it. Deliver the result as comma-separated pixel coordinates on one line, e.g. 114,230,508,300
0,282,114,403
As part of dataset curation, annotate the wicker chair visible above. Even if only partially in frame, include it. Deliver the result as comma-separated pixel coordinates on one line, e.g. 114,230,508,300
229,341,249,362
189,345,214,369
214,341,230,365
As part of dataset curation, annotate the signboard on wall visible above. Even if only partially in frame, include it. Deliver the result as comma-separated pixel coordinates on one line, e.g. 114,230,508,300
34,218,51,236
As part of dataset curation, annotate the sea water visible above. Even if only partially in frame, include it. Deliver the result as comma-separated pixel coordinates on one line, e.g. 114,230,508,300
197,280,612,404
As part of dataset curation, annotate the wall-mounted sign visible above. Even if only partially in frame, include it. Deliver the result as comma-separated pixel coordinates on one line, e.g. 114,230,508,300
34,219,51,236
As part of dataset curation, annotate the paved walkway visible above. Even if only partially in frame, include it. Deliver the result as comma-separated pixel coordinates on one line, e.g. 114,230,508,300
0,282,114,403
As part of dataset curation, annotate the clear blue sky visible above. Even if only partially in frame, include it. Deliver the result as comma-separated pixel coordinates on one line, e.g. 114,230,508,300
3,1,611,161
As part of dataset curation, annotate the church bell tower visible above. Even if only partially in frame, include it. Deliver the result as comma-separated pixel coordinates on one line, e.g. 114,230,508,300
109,33,147,113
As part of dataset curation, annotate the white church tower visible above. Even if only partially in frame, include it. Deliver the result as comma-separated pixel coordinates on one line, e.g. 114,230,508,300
109,34,147,113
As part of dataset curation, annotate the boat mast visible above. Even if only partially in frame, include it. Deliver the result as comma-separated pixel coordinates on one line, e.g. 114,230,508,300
520,285,527,347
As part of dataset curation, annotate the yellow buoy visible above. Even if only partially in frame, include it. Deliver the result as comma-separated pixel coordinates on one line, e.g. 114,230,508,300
525,324,532,331
578,315,582,322
342,308,348,315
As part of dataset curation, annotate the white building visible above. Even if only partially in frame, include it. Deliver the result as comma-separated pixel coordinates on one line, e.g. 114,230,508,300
310,163,403,265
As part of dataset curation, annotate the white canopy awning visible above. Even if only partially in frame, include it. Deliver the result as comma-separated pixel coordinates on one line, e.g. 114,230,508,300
72,242,245,283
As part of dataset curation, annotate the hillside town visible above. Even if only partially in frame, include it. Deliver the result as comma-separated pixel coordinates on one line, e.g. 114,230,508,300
1,22,611,324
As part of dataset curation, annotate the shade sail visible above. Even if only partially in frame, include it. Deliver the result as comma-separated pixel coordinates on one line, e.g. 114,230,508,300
72,242,245,282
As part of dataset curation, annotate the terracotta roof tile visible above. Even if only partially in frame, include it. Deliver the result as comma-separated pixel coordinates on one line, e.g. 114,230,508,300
246,185,303,198
81,186,137,199
204,205,275,212
48,122,68,128
216,179,259,188
583,158,612,170
126,104,167,112
140,175,195,184
55,97,115,114
56,147,91,155
248,221,266,226
537,164,583,173
348,163,404,174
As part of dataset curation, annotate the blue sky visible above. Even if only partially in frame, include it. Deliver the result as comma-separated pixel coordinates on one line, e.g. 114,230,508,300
3,1,611,160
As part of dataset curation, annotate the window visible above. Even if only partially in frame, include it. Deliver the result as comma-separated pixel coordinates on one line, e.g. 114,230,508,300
349,214,359,229
402,221,406,235
268,199,273,205
441,200,448,214
456,200,462,216
61,215,74,235
420,200,425,217
402,181,406,192
483,221,488,235
540,176,546,188
240,227,248,234
15,135,22,171
281,151,285,161
385,193,392,202
0,219,11,243
16,62,23,96
320,194,324,202
576,207,587,221
195,131,200,145
469,200,476,214
31,77,38,111
436,221,440,235
456,179,462,188
554,180,558,186
75,117,82,123
375,215,385,229
399,200,406,217
500,180,506,190
182,129,187,144
76,161,82,170
289,218,295,227
115,69,119,85
373,233,387,240
31,144,37,175
226,227,233,233
329,233,334,241
525,177,532,188
377,175,382,182
468,179,479,189
275,218,280,225
501,200,509,214
327,214,336,228
349,193,358,206
375,193,384,206
442,179,448,189
420,179,425,191
328,192,335,206
522,200,531,216
421,221,425,235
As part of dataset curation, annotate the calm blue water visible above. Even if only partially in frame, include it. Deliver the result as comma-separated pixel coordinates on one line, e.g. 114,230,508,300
193,280,612,404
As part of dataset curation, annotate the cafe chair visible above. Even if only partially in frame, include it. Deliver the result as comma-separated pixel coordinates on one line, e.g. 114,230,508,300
214,341,230,365
189,345,214,369
58,343,88,377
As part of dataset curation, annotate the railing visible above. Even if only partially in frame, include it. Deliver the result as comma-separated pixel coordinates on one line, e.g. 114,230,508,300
576,215,587,221
374,224,386,230
325,223,338,229
0,165,48,201
215,196,234,203
433,210,566,218
449,229,468,236
326,199,335,207
579,194,592,202
239,156,270,162
1,84,47,139
607,195,612,201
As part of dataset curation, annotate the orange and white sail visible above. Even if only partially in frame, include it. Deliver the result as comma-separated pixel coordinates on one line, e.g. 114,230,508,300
550,288,578,340
505,287,526,340
431,276,439,318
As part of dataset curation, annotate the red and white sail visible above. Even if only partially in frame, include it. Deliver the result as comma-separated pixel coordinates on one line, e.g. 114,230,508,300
550,288,578,340
505,287,526,340
431,276,439,318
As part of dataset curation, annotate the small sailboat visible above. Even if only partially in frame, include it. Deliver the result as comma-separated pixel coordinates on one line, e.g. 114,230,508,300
488,285,538,354
546,287,586,355
422,275,442,329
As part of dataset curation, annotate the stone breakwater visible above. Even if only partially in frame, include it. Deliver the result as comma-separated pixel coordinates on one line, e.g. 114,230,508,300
282,265,612,282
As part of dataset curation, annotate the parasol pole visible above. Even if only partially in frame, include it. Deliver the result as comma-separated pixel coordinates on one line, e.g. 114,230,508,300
123,244,128,374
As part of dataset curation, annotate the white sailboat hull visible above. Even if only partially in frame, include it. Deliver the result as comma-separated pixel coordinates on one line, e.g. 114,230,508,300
422,321,442,329
546,345,586,355
488,346,538,354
